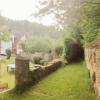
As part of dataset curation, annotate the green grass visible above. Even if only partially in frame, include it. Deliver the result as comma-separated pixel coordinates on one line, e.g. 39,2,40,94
0,56,15,88
0,62,96,100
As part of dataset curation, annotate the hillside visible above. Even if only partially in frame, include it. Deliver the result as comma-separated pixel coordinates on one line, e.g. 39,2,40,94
4,18,61,40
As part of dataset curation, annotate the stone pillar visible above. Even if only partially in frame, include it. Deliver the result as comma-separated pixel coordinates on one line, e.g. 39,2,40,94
15,56,32,90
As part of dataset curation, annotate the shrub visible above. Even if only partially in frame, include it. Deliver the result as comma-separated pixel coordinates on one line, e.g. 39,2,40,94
40,60,48,65
63,38,84,63
54,46,63,57
63,38,74,60
24,37,52,53
6,49,11,59
32,57,48,65
32,56,42,64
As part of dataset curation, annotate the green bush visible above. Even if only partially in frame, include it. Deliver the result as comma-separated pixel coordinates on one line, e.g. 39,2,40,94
6,49,11,59
54,46,63,57
32,57,48,65
85,32,98,43
40,60,48,65
24,37,53,53
63,38,74,60
32,56,42,64
63,38,84,63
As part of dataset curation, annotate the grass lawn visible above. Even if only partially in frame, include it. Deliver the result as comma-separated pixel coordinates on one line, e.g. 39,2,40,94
0,62,96,100
0,55,33,89
0,56,15,88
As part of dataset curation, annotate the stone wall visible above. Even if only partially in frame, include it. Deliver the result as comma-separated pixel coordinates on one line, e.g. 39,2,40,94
15,57,63,91
30,59,62,81
85,47,100,98
15,56,33,90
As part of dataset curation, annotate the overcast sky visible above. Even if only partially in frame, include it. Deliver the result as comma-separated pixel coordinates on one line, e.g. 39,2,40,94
0,0,55,26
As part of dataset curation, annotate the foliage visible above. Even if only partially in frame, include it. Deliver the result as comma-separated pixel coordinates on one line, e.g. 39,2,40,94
40,60,48,65
54,46,63,57
79,0,100,43
63,38,84,63
35,0,85,46
32,56,42,64
36,0,100,44
4,19,60,40
0,16,12,41
6,49,12,59
0,31,12,41
62,28,84,45
52,38,63,49
1,15,61,41
84,32,98,43
35,0,81,29
0,15,5,26
63,38,74,60
24,37,53,53
31,56,48,65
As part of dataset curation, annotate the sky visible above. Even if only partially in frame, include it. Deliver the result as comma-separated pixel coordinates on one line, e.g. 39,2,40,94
0,0,55,26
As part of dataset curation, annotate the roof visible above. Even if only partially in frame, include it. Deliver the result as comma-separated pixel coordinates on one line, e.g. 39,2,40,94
86,39,100,49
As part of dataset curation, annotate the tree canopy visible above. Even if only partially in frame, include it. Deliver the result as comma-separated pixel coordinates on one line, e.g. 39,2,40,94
36,0,81,28
36,0,100,43
79,0,100,42
0,16,12,41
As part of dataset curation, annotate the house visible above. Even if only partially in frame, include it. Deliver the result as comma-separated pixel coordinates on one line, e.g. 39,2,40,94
0,31,30,55
0,40,12,55
0,32,13,55
11,31,30,54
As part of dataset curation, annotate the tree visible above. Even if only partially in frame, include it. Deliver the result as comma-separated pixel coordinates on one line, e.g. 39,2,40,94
0,15,5,26
0,27,12,41
79,0,100,43
23,37,53,53
63,38,84,63
35,0,85,47
36,0,100,43
36,0,81,29
0,15,12,41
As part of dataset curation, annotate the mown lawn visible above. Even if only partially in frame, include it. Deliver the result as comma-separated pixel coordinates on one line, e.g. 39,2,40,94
0,56,15,89
0,62,96,100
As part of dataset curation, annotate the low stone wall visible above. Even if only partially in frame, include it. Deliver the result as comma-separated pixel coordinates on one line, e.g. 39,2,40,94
15,57,63,91
85,47,100,98
30,59,62,82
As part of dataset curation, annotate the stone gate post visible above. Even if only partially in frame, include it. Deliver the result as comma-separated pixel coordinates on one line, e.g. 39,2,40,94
15,56,32,90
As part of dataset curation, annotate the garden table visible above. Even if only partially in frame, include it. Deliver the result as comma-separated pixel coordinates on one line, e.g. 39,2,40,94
7,64,15,72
